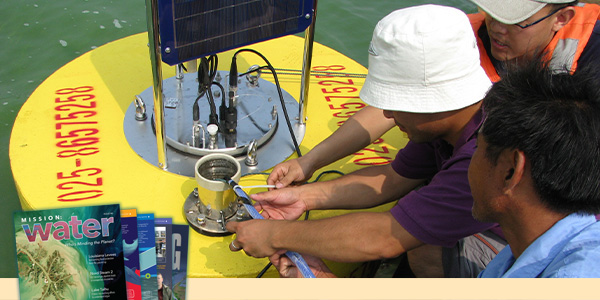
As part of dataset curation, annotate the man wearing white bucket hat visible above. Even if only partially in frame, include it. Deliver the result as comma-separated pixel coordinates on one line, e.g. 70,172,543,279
227,5,502,278
266,1,600,193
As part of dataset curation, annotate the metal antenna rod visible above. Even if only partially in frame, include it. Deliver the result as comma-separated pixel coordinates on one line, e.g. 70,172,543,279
145,0,168,170
298,0,318,125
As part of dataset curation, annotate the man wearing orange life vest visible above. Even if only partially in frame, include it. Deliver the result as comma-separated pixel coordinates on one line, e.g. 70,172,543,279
469,0,600,82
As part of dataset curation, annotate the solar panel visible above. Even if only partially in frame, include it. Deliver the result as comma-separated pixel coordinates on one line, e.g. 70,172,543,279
157,0,314,65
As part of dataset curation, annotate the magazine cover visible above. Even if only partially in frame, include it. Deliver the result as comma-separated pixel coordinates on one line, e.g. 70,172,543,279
121,209,141,300
137,213,158,300
14,204,126,300
155,218,172,299
171,224,189,300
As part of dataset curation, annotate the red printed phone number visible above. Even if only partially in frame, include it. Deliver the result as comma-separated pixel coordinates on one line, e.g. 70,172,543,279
314,65,393,166
54,86,103,202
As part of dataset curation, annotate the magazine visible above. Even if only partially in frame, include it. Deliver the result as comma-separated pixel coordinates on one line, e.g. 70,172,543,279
137,213,158,300
155,218,172,299
14,204,126,300
121,209,141,300
171,224,189,300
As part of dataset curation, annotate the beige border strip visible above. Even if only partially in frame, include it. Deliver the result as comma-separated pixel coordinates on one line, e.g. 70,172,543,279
2,278,599,300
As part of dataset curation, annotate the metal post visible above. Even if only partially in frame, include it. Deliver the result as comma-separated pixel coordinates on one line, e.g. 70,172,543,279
298,0,318,125
145,0,167,170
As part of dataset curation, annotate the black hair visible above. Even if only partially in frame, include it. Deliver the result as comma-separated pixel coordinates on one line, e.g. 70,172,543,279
481,58,600,215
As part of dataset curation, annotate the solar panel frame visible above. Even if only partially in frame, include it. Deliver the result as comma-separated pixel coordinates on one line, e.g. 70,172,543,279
157,0,314,65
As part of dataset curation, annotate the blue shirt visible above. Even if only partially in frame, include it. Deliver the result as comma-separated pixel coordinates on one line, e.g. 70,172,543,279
479,213,600,278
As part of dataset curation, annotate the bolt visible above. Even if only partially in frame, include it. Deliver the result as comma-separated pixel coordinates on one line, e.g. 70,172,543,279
197,214,206,226
165,47,171,54
271,105,278,119
305,13,310,19
236,209,245,220
193,188,198,197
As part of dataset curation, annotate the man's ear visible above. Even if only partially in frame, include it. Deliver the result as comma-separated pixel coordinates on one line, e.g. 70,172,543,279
503,149,526,191
552,7,575,32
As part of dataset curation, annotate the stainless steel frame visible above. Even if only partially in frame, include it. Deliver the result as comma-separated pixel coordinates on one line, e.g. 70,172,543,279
144,0,317,171
299,0,318,125
145,0,167,170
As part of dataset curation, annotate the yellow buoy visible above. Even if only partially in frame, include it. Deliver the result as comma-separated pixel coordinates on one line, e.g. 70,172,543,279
10,33,407,277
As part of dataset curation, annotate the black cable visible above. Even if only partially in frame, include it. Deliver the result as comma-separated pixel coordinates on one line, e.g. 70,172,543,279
232,49,302,158
192,91,205,122
230,50,343,277
206,87,218,125
242,172,271,177
240,67,368,79
310,170,345,183
238,65,270,77
256,262,273,278
196,55,219,128
211,81,226,107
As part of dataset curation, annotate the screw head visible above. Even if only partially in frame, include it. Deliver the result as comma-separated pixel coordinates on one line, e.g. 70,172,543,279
197,214,206,226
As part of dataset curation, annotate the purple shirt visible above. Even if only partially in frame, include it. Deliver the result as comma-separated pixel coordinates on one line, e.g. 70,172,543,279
390,109,503,247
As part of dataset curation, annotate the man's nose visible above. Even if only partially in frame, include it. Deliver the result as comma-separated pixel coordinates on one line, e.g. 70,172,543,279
488,17,510,35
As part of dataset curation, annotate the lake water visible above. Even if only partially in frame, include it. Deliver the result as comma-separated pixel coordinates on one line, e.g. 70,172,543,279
0,0,476,277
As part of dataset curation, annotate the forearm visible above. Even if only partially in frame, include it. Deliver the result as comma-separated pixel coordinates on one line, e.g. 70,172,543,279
273,211,423,262
300,106,396,171
299,163,425,211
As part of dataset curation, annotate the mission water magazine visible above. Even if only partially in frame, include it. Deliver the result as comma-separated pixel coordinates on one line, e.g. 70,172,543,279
14,204,126,299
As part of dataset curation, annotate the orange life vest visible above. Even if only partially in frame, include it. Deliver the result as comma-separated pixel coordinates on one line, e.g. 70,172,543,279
469,4,600,82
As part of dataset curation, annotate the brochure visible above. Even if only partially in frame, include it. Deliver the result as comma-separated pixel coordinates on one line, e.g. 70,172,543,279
121,209,141,300
137,213,158,300
14,204,126,299
171,224,189,300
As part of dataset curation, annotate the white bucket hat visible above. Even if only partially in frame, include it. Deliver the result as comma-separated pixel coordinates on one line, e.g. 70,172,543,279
470,0,574,24
359,5,491,113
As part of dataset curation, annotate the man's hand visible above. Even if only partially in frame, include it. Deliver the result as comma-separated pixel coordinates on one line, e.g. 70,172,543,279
267,157,315,189
250,186,308,220
226,219,280,258
269,251,337,278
